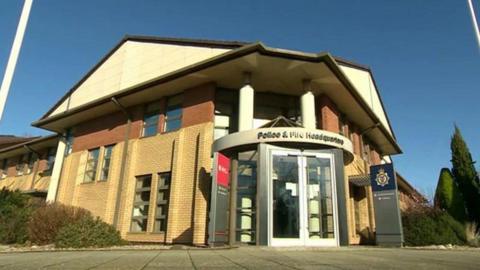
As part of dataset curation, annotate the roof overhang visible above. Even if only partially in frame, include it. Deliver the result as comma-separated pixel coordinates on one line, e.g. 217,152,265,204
32,43,401,155
0,134,58,159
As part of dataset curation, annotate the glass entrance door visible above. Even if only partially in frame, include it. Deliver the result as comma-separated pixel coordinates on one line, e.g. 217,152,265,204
270,150,338,247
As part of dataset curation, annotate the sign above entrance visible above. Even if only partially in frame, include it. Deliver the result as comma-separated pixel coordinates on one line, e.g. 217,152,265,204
213,127,354,163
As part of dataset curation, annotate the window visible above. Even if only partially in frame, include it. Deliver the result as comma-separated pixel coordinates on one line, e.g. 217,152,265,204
100,145,114,180
253,92,300,128
214,114,230,140
131,175,152,232
154,172,171,232
16,155,26,176
0,159,7,179
84,148,100,182
361,136,371,163
46,147,56,172
65,128,74,155
339,115,349,137
26,153,36,174
142,102,161,137
215,88,238,136
164,95,182,132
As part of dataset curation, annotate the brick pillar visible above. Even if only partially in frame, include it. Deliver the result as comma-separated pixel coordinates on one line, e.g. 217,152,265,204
316,94,339,133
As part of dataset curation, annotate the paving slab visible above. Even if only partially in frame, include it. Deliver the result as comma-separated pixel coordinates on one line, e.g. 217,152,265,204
0,247,479,269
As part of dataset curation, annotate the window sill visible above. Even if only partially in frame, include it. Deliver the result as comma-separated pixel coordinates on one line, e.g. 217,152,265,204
80,180,95,185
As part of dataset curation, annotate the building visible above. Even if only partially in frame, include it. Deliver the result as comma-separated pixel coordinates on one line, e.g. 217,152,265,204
2,36,418,247
0,135,58,198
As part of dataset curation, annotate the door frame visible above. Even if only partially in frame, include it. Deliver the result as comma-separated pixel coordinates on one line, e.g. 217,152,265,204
266,146,340,247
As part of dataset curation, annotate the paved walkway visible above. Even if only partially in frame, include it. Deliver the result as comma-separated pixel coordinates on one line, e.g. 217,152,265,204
0,247,479,269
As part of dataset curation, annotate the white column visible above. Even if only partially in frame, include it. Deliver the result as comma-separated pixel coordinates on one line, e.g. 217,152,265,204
301,79,316,129
238,72,254,131
46,136,67,203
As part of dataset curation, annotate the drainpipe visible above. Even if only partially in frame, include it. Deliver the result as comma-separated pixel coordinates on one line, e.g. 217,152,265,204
23,144,41,191
111,97,132,229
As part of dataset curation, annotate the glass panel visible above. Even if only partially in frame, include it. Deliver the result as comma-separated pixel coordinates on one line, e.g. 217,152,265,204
165,119,181,132
154,219,166,232
130,218,148,232
136,176,152,189
134,191,151,202
214,128,229,140
156,205,167,217
306,157,334,239
236,151,257,244
272,155,300,238
143,113,159,137
158,172,171,187
132,204,149,217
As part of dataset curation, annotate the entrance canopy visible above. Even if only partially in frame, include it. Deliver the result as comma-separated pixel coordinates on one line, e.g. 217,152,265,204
213,117,354,164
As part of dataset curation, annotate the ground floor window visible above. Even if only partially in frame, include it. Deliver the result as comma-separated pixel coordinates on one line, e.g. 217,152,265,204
131,172,172,233
154,172,171,233
131,175,152,232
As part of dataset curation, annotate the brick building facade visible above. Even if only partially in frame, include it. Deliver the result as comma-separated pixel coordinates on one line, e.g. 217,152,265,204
0,36,425,247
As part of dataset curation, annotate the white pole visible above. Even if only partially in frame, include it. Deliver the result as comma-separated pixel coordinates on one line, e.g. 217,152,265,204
468,0,480,50
0,0,33,122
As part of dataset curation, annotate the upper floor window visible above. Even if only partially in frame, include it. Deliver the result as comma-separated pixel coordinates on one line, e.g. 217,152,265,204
164,95,182,132
361,136,371,164
45,147,57,173
84,148,100,182
338,115,349,137
65,129,74,155
142,102,161,137
253,92,300,128
100,145,114,181
0,159,8,179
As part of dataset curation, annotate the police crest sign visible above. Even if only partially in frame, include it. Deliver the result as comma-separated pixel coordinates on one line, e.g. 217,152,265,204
375,168,390,187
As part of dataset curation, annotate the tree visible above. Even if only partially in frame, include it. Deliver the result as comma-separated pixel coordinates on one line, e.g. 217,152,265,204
434,168,467,222
450,125,480,229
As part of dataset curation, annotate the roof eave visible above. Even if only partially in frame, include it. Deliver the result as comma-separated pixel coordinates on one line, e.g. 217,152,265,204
33,43,401,154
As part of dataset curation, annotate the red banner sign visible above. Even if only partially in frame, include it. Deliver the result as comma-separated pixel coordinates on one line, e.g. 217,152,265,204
216,153,230,188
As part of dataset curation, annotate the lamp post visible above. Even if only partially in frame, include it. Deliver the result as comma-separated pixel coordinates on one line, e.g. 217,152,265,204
467,0,480,51
0,0,33,122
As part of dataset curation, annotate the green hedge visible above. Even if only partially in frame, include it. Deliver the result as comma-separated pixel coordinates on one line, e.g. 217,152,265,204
0,188,34,244
402,206,466,246
55,217,124,248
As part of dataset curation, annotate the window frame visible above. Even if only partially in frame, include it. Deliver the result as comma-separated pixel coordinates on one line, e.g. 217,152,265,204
153,172,171,233
16,155,25,176
142,102,161,137
99,145,114,181
45,147,56,173
0,159,8,179
26,152,35,174
130,174,153,233
163,94,183,133
83,148,100,183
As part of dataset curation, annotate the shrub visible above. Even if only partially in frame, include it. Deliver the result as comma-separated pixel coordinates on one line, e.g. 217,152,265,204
402,206,466,246
55,217,124,248
28,203,92,245
0,188,33,244
434,168,467,222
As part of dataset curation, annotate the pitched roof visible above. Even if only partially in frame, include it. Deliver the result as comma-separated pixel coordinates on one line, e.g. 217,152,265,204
0,135,34,150
32,36,401,154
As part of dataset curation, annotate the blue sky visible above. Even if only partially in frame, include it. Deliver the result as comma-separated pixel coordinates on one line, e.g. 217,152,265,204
0,0,479,197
